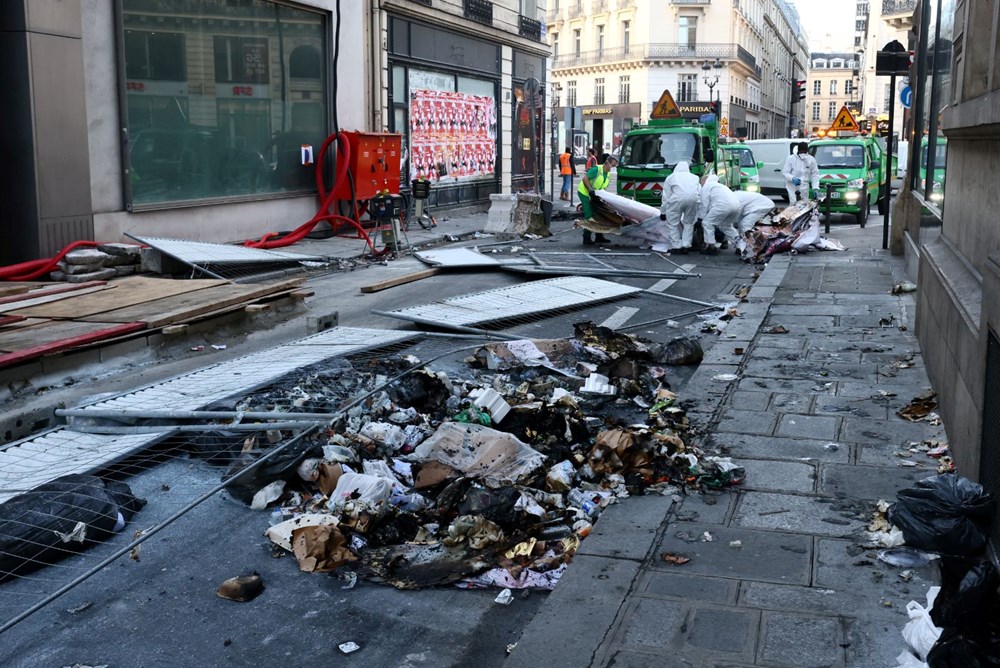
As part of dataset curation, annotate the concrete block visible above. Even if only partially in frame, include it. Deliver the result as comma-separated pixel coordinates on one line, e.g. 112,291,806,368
99,336,151,362
306,312,339,333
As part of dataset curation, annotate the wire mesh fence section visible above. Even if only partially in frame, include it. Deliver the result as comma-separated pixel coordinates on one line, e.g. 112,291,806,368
0,288,731,635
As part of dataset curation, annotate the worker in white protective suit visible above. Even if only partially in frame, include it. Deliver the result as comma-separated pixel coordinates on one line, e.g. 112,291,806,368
733,190,778,253
698,173,741,255
657,161,701,254
782,142,819,203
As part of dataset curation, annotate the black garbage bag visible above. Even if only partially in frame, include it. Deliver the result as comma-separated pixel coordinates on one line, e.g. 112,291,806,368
658,337,704,366
927,626,1000,668
887,474,995,557
931,557,1000,631
0,474,145,582
223,439,324,505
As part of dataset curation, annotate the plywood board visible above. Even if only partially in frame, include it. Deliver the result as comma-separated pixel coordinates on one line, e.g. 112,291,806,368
0,284,113,314
10,276,227,319
0,322,146,367
0,319,146,353
0,317,48,332
81,278,304,327
0,281,107,306
0,284,37,299
360,268,440,294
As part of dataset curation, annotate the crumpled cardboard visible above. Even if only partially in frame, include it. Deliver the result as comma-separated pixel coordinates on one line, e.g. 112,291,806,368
411,423,546,487
291,524,356,573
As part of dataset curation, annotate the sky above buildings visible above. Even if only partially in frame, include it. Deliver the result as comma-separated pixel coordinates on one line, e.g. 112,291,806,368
791,0,857,52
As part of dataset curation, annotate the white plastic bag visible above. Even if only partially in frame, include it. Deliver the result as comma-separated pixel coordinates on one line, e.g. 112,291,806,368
327,472,394,509
894,651,928,668
901,586,941,661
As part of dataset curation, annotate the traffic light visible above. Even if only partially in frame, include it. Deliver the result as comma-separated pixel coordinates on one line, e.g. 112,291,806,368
792,80,807,103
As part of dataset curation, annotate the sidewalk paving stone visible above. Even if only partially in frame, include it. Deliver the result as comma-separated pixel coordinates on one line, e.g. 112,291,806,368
704,433,849,464
736,377,837,394
819,463,927,501
810,395,889,420
733,492,863,537
618,597,686,651
776,414,839,440
725,390,772,411
577,495,673,561
673,493,734,525
716,409,778,436
640,571,738,605
735,459,816,493
838,415,943,446
654,523,812,585
769,393,815,412
758,611,849,668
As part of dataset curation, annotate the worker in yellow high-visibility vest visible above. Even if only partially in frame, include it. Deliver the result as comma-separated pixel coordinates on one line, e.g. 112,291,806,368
578,152,618,245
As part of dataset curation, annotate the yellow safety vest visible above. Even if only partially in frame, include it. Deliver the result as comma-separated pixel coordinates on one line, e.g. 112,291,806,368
578,168,610,197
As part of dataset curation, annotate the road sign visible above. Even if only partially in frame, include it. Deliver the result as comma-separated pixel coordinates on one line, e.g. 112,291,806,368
830,105,860,133
900,86,913,109
650,89,682,120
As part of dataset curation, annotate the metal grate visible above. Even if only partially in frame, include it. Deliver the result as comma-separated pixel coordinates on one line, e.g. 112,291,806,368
464,0,493,25
981,329,1000,554
373,276,642,329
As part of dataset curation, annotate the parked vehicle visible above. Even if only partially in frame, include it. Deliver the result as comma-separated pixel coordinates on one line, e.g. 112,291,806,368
745,138,800,199
808,134,887,227
919,136,947,205
726,143,762,192
616,90,736,206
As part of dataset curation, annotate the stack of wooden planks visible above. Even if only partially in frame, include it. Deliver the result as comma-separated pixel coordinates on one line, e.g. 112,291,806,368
0,276,306,368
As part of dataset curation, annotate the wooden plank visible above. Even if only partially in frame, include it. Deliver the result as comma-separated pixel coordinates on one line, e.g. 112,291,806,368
0,317,47,332
360,268,440,294
0,315,26,328
0,281,108,306
0,284,113,314
79,278,303,328
0,284,37,299
10,276,228,319
0,320,138,353
0,322,146,368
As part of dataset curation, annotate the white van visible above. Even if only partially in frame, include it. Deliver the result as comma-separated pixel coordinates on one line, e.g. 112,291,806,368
745,139,801,199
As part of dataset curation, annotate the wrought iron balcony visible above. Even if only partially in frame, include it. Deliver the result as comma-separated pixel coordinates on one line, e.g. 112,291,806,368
553,42,754,69
546,8,560,23
882,0,916,15
568,2,584,19
464,0,493,26
519,15,542,41
618,0,636,7
593,0,609,12
670,0,711,4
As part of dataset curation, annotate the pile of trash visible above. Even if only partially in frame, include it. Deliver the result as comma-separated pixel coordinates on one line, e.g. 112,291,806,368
213,324,743,592
881,474,1000,667
741,201,846,262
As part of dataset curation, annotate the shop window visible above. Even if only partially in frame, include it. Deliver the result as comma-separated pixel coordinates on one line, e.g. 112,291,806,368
119,0,328,208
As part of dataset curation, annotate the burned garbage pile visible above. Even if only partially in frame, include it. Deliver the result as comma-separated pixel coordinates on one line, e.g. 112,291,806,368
223,325,742,591
879,474,1000,667
742,200,846,262
0,475,145,582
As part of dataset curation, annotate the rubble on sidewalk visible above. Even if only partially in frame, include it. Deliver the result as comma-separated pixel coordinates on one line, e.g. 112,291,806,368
209,323,744,592
49,244,144,282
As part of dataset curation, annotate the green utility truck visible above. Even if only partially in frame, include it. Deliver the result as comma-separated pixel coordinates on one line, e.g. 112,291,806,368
727,143,763,192
808,135,887,227
616,91,737,206
919,136,947,206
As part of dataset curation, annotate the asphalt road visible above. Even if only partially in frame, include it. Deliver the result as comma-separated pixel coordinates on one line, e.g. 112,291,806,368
0,208,884,667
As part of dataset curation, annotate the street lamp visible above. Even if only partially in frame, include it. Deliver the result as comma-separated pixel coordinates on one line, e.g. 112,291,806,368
702,58,723,115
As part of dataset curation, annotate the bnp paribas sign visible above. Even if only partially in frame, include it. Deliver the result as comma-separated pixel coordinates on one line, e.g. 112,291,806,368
678,101,716,119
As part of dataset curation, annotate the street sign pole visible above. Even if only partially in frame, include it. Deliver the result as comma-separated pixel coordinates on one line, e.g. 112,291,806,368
883,74,895,251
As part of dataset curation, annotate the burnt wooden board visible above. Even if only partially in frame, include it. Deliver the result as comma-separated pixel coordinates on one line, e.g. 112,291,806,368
10,277,227,319
0,284,113,314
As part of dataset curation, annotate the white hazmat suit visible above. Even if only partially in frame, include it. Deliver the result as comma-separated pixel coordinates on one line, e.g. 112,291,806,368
782,150,820,203
659,161,701,250
734,190,777,234
698,174,741,249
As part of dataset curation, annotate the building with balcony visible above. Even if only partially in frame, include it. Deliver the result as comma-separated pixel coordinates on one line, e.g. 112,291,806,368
0,0,550,262
804,53,861,134
856,0,913,143
758,0,809,139
545,0,804,154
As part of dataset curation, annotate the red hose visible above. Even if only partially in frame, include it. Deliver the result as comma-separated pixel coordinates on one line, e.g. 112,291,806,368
243,131,384,255
0,131,384,282
0,240,105,282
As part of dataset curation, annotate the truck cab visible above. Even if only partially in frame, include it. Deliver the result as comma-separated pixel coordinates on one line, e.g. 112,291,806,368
616,116,731,206
808,135,887,227
727,143,762,192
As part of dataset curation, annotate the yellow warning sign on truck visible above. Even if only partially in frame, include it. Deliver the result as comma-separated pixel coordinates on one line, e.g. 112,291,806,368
830,106,860,133
650,89,682,120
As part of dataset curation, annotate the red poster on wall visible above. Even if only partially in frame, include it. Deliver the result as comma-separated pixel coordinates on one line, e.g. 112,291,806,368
409,89,497,181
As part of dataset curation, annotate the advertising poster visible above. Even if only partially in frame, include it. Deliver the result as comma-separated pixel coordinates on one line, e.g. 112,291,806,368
409,89,497,181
